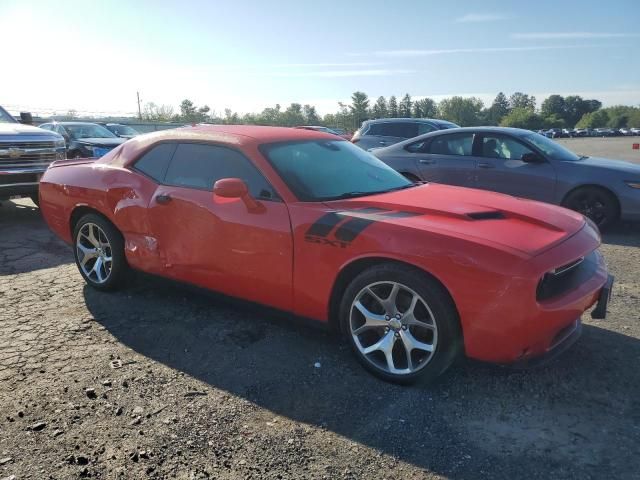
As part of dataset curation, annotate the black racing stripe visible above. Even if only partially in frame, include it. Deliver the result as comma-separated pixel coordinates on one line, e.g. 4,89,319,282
306,212,344,237
334,217,376,242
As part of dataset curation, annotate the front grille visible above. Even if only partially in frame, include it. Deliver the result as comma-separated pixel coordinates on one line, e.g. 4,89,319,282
537,251,598,301
0,141,58,167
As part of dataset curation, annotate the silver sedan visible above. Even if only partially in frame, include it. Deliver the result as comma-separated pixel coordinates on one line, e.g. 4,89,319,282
371,127,640,229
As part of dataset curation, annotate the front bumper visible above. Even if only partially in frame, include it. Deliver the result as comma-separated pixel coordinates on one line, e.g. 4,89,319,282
0,168,47,199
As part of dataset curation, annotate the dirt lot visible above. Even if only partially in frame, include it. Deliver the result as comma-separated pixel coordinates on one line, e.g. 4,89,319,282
1,198,639,480
557,137,640,163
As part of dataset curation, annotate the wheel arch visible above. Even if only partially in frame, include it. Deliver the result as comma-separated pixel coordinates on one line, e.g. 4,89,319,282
561,184,621,215
69,205,119,240
327,256,460,335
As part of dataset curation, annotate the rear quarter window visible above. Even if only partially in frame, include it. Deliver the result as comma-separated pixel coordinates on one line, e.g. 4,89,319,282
133,143,177,183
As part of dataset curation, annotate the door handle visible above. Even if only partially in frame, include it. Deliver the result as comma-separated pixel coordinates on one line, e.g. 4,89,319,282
419,159,435,165
155,194,172,204
477,162,494,169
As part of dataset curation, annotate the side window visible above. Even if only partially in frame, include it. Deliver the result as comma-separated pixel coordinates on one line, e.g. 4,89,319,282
481,135,534,160
133,143,176,183
405,140,428,153
366,123,385,136
164,143,277,200
380,122,419,138
40,124,52,131
417,123,436,135
426,133,474,156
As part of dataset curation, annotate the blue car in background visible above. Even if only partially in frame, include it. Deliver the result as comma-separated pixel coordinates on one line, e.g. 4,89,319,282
372,127,640,229
39,122,126,159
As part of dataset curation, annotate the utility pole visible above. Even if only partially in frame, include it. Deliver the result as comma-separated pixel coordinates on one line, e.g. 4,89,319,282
136,91,142,120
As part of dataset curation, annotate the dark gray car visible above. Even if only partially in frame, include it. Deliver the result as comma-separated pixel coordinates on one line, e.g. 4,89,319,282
352,118,459,151
372,127,640,229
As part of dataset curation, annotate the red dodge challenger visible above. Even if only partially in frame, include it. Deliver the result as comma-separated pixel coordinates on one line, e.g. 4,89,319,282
39,125,613,383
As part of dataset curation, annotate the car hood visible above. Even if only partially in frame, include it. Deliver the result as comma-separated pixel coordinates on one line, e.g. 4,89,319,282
75,137,127,147
325,183,586,257
574,156,640,175
0,122,59,136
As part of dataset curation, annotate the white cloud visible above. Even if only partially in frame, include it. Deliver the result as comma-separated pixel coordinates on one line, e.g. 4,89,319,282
512,32,640,40
455,13,509,23
373,45,592,57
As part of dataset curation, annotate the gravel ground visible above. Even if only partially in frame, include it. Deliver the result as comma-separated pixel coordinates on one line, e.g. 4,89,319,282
556,137,640,163
1,198,639,480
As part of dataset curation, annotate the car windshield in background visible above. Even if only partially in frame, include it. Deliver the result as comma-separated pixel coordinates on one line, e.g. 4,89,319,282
110,125,138,136
66,124,117,139
261,140,412,201
524,133,581,161
0,107,17,123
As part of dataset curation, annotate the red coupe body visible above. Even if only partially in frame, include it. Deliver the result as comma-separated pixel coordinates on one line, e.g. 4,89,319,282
40,125,610,365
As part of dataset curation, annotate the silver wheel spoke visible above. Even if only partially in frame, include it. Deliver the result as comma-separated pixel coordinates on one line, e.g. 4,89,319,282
353,301,388,335
77,243,98,268
93,256,104,283
400,329,433,353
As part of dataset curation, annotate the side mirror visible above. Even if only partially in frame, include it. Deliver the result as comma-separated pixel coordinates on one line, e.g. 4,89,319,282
213,178,263,213
521,152,544,163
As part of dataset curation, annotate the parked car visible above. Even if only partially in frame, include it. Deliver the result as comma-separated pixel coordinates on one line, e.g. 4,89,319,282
574,128,592,137
39,122,126,158
102,123,140,139
631,127,640,136
0,105,66,206
351,118,459,150
39,125,612,384
294,125,350,140
546,128,568,139
372,127,640,229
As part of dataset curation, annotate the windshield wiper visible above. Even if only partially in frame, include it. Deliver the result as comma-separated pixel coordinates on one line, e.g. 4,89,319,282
325,184,418,200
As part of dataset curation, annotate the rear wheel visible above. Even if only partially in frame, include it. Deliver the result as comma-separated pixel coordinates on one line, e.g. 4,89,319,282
562,186,619,230
73,214,128,291
339,263,462,384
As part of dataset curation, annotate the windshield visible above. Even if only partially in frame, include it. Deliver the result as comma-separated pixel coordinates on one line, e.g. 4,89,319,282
65,124,117,139
523,133,581,161
0,106,17,124
108,124,138,136
261,140,412,201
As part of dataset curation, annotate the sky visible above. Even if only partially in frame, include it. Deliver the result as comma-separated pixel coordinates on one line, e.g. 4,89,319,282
1,0,639,117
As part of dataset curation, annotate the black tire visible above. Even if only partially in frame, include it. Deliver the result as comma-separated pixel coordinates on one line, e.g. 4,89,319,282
29,194,40,207
72,213,128,291
339,263,462,385
562,186,619,230
402,172,422,184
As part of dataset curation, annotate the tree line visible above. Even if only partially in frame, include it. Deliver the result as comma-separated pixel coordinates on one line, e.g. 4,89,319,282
142,92,640,131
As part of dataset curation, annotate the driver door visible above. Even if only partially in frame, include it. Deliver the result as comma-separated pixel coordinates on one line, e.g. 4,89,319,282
474,133,557,202
145,142,294,311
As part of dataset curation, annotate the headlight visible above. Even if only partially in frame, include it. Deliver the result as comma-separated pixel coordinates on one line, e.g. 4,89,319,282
54,137,66,148
625,181,640,189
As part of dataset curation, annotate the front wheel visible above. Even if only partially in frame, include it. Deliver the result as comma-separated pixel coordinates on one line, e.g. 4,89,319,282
339,263,462,384
73,213,128,291
562,187,619,230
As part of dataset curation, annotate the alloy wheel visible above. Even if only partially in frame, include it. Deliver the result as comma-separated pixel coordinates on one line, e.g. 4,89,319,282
76,222,113,284
349,281,438,375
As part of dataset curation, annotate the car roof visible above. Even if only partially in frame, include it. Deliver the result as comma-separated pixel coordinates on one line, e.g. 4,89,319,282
366,118,444,124
105,125,341,166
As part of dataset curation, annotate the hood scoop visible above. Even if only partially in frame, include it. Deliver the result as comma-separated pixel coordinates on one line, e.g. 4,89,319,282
467,211,505,220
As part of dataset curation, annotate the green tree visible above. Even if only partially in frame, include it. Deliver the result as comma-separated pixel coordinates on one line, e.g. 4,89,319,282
142,102,175,122
626,108,640,128
281,103,305,126
575,109,609,128
414,98,438,118
486,92,510,125
179,99,198,121
438,96,484,126
540,95,566,119
398,93,412,117
388,96,398,117
350,91,370,126
372,96,388,118
500,107,544,130
542,114,565,129
303,104,320,125
563,96,600,127
508,92,536,111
